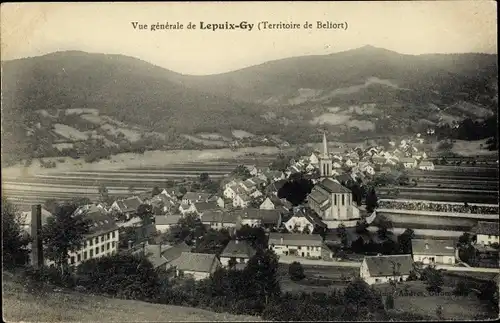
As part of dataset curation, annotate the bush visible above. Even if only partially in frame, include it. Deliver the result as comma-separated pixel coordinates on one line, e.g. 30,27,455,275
289,261,306,281
385,295,394,309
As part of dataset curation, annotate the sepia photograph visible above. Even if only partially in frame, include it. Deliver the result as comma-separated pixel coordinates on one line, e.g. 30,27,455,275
1,1,498,322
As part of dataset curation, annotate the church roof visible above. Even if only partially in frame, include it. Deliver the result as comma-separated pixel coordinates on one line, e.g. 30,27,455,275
308,188,329,204
318,178,351,194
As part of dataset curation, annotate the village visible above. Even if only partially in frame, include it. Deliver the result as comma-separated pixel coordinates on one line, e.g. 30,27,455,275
19,132,499,289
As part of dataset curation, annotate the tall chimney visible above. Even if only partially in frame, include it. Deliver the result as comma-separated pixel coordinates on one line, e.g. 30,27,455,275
425,243,429,250
30,204,43,268
157,244,162,259
280,237,284,244
141,241,146,256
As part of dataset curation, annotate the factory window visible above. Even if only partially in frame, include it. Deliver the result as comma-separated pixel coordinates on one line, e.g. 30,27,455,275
101,236,104,242
70,256,75,264
84,251,87,260
89,239,93,246
77,254,81,262
107,243,110,250
107,233,110,239
101,245,104,252
95,247,99,254
112,231,116,238
95,237,98,244
90,249,93,257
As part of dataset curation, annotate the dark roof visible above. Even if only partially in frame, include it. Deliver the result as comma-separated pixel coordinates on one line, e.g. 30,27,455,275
169,252,221,273
268,233,323,247
201,210,237,224
161,242,192,262
194,201,220,213
289,210,327,228
320,178,351,193
234,209,281,224
475,221,499,236
220,240,256,259
183,192,213,202
155,215,181,225
268,179,287,192
116,197,142,212
334,174,354,186
364,255,413,277
82,209,119,238
308,188,329,204
411,239,455,256
400,157,416,163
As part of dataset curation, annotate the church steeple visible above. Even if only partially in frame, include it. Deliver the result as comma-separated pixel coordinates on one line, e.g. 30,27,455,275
319,132,333,178
322,132,329,157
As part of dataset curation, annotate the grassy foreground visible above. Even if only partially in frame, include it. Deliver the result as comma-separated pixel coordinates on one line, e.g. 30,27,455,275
2,273,260,322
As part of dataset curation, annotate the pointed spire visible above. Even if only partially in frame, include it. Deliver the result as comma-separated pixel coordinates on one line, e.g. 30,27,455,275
322,132,328,157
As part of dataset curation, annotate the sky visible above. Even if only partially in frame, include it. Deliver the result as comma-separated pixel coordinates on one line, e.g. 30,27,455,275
1,1,497,75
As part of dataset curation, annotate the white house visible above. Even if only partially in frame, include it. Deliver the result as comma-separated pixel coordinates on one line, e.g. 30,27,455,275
345,159,356,168
179,203,196,215
201,210,239,230
309,153,319,165
110,197,143,219
182,192,213,205
155,215,182,233
235,209,282,228
359,162,375,175
411,239,455,266
169,252,222,281
418,160,435,171
219,240,256,268
285,210,326,234
245,165,259,176
259,197,276,210
475,221,500,246
359,255,413,285
250,190,263,199
233,192,251,208
400,157,417,169
224,184,241,200
268,233,324,258
332,162,342,169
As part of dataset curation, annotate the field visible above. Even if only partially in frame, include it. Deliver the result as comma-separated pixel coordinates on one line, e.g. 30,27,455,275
2,274,260,322
2,152,278,208
379,166,499,204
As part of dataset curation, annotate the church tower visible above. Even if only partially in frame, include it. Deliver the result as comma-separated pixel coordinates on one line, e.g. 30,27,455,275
319,132,333,177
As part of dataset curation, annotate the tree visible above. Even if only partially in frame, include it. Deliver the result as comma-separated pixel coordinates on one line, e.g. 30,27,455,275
355,220,369,234
98,184,110,204
269,154,291,172
179,186,187,196
244,249,281,305
194,229,231,255
2,199,31,269
70,197,91,206
277,173,314,206
397,228,415,254
458,232,471,246
366,187,379,213
137,204,153,225
151,186,161,197
42,203,92,274
344,278,382,315
232,165,251,180
44,198,59,214
235,225,267,250
376,215,392,240
337,223,349,248
128,185,135,194
453,280,469,296
167,213,206,245
288,261,305,281
199,172,210,183
77,253,160,300
385,294,394,310
423,265,444,293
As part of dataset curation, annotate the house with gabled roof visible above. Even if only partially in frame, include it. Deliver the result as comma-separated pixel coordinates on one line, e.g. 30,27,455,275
309,153,319,165
179,203,196,215
264,179,287,197
169,252,222,280
400,157,417,169
193,201,221,216
360,254,413,285
268,233,325,258
201,210,239,230
411,239,455,266
474,221,499,246
233,192,251,208
110,196,143,219
418,160,435,171
233,208,282,228
259,197,276,210
220,240,256,269
285,209,326,234
155,215,182,232
182,192,213,205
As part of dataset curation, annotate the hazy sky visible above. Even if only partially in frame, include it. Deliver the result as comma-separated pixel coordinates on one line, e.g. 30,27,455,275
1,1,497,75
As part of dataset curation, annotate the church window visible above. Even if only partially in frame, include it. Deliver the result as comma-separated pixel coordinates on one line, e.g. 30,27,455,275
342,195,345,206
334,195,337,205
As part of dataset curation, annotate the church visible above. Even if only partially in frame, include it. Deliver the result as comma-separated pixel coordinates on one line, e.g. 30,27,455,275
307,133,361,228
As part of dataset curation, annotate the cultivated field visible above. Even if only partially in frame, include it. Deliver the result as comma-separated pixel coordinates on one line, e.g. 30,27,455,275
2,274,260,322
